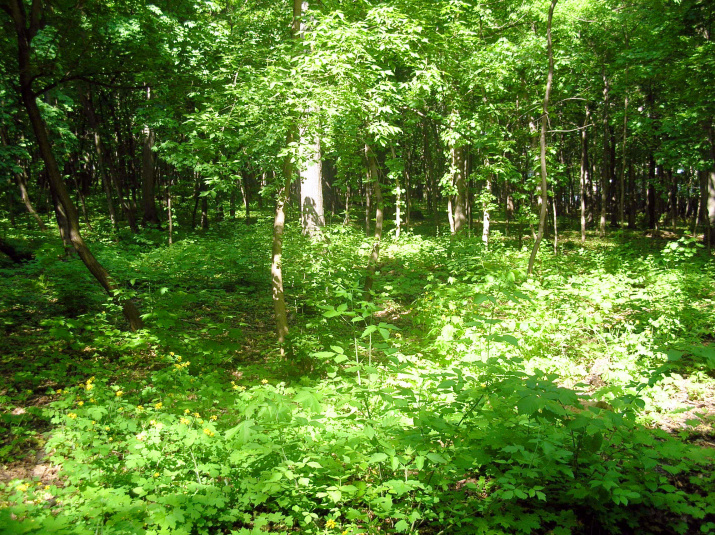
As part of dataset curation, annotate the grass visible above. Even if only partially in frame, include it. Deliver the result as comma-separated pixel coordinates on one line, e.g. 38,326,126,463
0,208,714,534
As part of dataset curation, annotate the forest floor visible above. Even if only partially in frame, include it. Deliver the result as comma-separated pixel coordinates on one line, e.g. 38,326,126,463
1,213,714,534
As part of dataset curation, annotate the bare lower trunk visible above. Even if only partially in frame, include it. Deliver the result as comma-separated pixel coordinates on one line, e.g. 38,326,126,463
482,177,491,247
363,144,383,301
580,108,590,242
528,0,557,275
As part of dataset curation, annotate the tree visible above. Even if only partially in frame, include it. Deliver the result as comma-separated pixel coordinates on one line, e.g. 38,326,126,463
2,0,142,330
528,0,557,275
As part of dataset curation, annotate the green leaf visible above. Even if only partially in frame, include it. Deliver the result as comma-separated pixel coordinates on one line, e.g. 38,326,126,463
368,452,388,464
294,390,322,414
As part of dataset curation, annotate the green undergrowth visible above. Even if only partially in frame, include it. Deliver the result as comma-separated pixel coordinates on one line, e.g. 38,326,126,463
1,216,715,534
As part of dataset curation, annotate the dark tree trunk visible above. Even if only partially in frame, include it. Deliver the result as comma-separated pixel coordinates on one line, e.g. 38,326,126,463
6,0,142,330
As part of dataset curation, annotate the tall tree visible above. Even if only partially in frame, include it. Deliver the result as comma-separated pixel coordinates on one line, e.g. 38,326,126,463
2,0,143,330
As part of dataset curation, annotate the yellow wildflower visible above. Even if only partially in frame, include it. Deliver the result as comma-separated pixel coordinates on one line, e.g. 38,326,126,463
193,412,200,418
108,437,113,442
105,426,110,431
210,415,217,421
90,398,95,403
177,356,181,362
342,531,349,535
261,379,269,385
180,418,190,425
68,413,77,419
85,383,94,392
184,409,191,415
56,389,63,394
116,390,123,397
77,401,84,407
154,402,163,410
153,472,160,478
17,484,28,492
118,407,123,412
325,519,337,529
170,352,175,356
137,405,144,412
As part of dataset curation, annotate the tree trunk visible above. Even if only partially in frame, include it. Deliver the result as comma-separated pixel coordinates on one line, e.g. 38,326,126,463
6,0,142,330
141,88,160,228
528,0,557,275
300,135,324,236
600,73,609,238
363,144,383,301
452,144,468,234
482,176,491,246
580,107,590,242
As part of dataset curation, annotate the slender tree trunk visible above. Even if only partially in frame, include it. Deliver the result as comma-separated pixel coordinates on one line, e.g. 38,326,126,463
271,0,303,349
452,143,468,234
141,88,160,227
6,0,142,330
272,162,292,346
600,72,609,238
706,126,715,248
0,128,46,230
167,176,173,245
528,0,557,275
482,176,491,246
15,167,46,230
391,147,402,239
552,196,558,254
620,93,628,228
363,144,383,300
344,183,351,224
580,107,590,242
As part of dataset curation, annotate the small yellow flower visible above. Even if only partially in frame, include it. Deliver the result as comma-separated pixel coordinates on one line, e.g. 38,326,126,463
90,398,95,403
180,418,190,425
170,352,175,356
44,485,50,490
68,413,77,419
203,428,214,437
325,519,337,529
17,484,28,492
136,405,144,411
108,437,113,442
105,426,110,431
193,412,200,418
154,402,163,410
176,356,181,362
184,409,191,415
91,421,96,425
85,383,94,392
153,472,160,478
174,364,182,369
56,389,63,394
118,407,123,412
198,418,204,424
210,415,217,421
116,390,123,397
261,379,269,385
77,401,84,407
342,531,349,535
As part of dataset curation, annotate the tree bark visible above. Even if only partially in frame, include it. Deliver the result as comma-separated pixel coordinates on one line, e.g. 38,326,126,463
528,0,557,275
300,134,324,236
600,72,609,238
363,144,383,301
5,0,142,330
580,107,590,242
141,88,160,227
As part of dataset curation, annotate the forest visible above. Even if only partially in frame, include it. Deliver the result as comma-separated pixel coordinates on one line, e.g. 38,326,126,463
0,0,714,533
